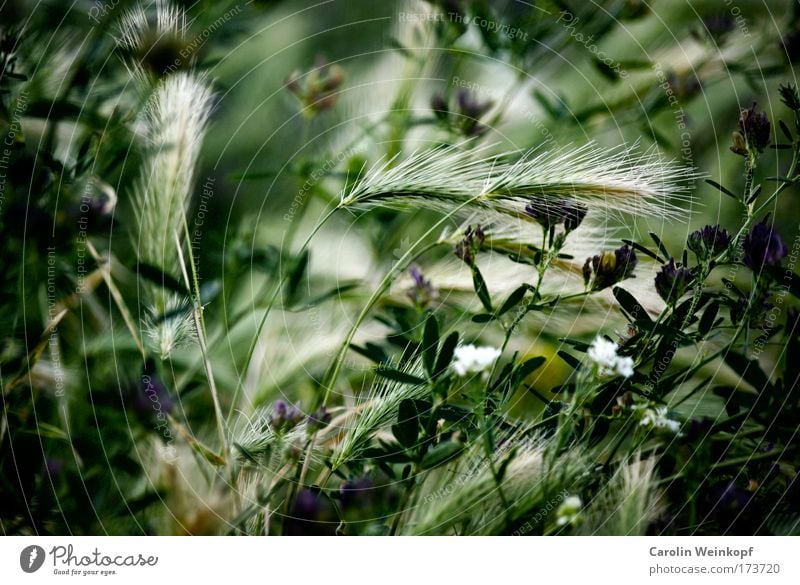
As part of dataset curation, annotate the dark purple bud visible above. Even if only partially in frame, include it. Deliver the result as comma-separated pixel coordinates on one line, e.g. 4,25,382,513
270,400,304,432
654,259,693,304
585,245,638,291
779,83,800,112
407,265,437,308
340,476,375,511
454,225,485,266
456,90,493,136
743,220,788,270
307,406,331,434
45,457,64,478
687,224,731,260
431,93,449,121
737,103,771,154
524,197,586,232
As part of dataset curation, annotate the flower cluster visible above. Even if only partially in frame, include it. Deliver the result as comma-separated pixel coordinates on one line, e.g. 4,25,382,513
524,196,587,232
730,103,770,157
634,404,682,435
452,344,501,379
432,89,494,136
407,266,438,309
582,245,638,291
743,219,788,270
687,224,731,261
654,259,693,305
271,400,305,433
285,57,345,116
587,336,634,378
556,495,583,527
454,224,485,267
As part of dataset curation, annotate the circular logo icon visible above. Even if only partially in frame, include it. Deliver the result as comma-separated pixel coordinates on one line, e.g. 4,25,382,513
20,545,46,573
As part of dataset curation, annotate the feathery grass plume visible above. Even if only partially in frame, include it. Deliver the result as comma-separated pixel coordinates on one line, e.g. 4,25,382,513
579,455,664,535
132,71,214,358
407,434,590,535
330,361,428,469
340,142,696,223
114,0,189,80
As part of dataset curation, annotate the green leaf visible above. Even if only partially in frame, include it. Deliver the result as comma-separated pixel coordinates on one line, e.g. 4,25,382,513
497,285,528,316
613,286,653,325
472,266,493,312
422,313,440,376
512,356,546,386
433,332,459,378
420,441,463,469
284,249,310,305
764,266,800,297
557,350,581,369
621,239,665,264
648,232,671,261
392,399,422,448
136,262,189,296
706,179,739,200
351,342,389,364
723,351,773,392
374,367,426,385
471,313,496,323
699,301,719,336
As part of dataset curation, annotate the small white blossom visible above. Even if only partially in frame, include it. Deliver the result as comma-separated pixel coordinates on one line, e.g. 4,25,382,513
452,344,501,378
637,405,681,434
556,495,583,527
587,336,634,378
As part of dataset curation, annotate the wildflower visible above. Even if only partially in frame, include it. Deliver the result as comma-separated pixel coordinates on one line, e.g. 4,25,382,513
687,224,731,261
524,197,587,232
431,93,449,121
133,371,174,416
340,476,375,511
779,83,800,112
454,224,485,266
452,344,501,378
270,400,304,432
456,89,493,137
654,259,693,305
731,103,770,157
743,220,788,270
307,406,331,435
636,405,681,434
587,336,634,378
583,245,638,291
406,265,437,308
556,495,583,527
285,57,345,117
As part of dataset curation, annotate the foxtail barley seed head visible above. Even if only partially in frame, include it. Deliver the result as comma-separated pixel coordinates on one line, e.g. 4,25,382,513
340,142,697,225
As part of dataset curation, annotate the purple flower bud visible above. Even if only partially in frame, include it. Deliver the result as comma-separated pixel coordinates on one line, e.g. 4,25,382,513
340,476,375,511
735,103,771,155
133,374,174,416
407,265,437,309
687,224,731,260
307,406,331,434
654,259,693,304
431,93,449,121
454,225,485,266
524,197,587,232
743,220,788,270
270,400,304,432
584,245,638,291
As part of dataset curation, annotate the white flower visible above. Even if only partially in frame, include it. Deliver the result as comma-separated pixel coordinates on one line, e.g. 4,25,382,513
587,336,634,378
556,495,583,526
638,405,681,434
452,344,501,378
